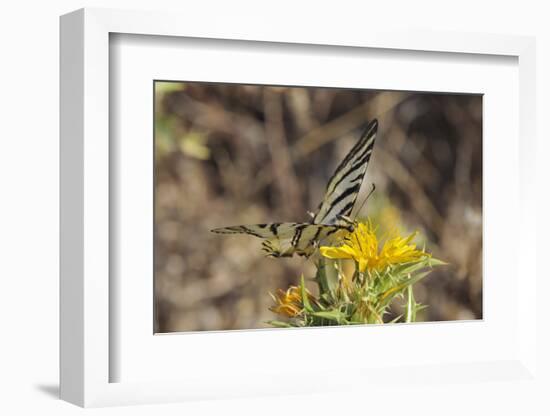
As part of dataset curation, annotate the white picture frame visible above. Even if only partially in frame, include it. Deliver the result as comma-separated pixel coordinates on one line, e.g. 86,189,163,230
60,7,539,408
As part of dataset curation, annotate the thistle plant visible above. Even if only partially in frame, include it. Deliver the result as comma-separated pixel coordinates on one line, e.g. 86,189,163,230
268,221,445,327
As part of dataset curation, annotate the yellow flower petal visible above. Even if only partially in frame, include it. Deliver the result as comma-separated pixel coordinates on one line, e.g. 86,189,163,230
358,257,368,273
319,245,355,260
269,285,311,318
320,220,428,272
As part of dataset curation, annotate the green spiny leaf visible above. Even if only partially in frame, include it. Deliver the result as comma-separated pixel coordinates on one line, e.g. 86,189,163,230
311,310,348,325
426,257,448,267
389,314,404,323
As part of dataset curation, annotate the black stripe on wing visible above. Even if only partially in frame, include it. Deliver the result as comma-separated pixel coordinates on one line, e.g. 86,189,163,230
313,119,377,225
211,223,294,238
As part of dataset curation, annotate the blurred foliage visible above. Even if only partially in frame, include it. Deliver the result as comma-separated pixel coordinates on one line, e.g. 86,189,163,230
154,81,482,332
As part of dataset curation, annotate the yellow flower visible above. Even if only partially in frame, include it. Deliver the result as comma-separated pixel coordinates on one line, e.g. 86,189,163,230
269,286,305,317
320,221,427,272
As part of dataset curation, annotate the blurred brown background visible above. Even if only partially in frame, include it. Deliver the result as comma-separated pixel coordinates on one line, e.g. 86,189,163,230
154,81,482,333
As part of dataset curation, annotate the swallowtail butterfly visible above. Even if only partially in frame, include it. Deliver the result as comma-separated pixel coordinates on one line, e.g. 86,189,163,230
211,119,378,258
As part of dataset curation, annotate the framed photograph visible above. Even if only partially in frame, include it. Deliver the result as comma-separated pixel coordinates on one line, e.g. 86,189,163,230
60,8,538,408
153,81,481,334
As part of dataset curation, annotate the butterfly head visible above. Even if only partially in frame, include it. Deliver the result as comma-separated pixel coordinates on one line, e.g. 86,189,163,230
336,214,356,233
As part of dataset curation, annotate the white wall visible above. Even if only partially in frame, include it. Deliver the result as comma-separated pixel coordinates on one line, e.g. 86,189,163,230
1,1,548,414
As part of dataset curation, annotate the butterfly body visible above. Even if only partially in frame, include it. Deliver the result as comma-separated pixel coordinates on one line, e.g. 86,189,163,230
211,119,378,258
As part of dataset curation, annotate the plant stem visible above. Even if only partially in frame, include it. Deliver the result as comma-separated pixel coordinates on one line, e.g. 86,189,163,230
405,284,415,323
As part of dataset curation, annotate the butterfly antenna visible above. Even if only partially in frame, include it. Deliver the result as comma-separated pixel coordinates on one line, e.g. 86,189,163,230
354,183,376,220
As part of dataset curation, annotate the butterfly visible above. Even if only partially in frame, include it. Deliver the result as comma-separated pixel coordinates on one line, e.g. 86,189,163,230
211,119,378,258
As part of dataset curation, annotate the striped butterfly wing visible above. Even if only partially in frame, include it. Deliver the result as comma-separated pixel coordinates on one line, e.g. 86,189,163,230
211,223,352,258
313,119,378,225
211,119,377,258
